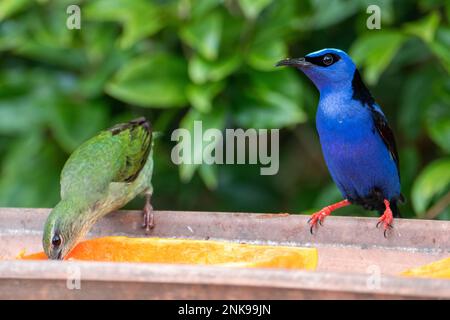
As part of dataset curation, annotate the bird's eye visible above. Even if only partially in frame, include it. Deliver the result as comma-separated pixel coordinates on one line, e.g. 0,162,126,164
52,234,62,247
323,54,333,66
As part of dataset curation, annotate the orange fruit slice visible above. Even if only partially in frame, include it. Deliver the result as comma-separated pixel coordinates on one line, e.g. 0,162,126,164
19,236,318,270
400,257,450,279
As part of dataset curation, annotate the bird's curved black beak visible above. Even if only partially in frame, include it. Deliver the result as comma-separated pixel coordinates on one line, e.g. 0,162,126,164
276,57,311,68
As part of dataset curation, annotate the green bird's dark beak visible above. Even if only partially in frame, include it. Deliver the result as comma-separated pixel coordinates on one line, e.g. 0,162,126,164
48,248,63,260
275,57,311,68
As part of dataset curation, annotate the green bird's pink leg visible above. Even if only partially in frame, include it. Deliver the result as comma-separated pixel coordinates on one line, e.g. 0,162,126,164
142,192,154,233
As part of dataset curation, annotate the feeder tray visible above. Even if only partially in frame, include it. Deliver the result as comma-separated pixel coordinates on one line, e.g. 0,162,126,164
0,208,449,299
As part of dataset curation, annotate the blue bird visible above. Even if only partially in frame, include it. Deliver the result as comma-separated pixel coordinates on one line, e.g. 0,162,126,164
277,48,404,237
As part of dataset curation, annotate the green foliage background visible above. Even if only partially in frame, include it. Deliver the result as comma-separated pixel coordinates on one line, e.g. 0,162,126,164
0,0,449,219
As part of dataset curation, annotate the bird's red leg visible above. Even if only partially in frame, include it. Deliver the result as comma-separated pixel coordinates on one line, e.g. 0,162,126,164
377,199,393,238
308,199,350,234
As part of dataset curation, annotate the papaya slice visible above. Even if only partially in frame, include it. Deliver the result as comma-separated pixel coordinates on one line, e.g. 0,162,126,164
19,236,318,270
401,257,450,279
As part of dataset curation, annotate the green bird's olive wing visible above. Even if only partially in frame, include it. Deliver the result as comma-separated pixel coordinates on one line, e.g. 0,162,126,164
109,117,152,183
60,118,152,200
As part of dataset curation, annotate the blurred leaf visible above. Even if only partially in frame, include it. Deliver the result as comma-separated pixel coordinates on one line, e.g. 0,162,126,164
15,43,86,69
187,81,224,113
301,0,361,30
398,69,434,140
81,23,120,64
80,50,129,98
79,23,131,98
184,0,223,18
403,11,440,43
0,20,25,51
247,39,287,71
189,54,241,84
238,0,273,19
0,98,46,134
426,103,450,152
447,1,450,20
106,53,189,108
263,0,303,36
79,23,131,97
235,70,307,128
48,100,109,152
85,0,164,48
199,164,218,189
180,10,223,60
0,68,76,134
350,31,407,84
0,0,32,21
411,158,450,215
0,134,62,207
429,26,450,73
9,6,86,69
398,147,420,199
179,106,226,184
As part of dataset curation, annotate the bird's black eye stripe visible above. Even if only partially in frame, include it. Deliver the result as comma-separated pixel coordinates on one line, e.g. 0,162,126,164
304,53,341,67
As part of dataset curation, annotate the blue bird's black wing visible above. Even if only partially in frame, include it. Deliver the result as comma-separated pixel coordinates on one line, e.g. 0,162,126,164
371,109,400,177
351,70,404,206
351,70,399,171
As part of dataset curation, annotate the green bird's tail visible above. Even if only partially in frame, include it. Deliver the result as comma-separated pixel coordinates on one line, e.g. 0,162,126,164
109,117,152,183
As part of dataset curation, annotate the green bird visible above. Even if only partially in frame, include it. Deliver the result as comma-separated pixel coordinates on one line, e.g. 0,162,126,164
43,117,155,260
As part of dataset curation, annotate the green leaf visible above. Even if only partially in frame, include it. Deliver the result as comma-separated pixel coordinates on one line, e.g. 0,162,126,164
398,147,420,199
0,98,46,134
247,39,287,71
185,0,222,18
189,54,241,84
9,5,86,69
0,68,76,134
429,27,450,73
0,0,32,21
398,70,434,140
447,1,450,21
178,106,226,184
238,0,273,19
298,0,361,30
426,103,450,153
235,70,307,128
199,164,218,190
48,100,109,152
84,0,164,48
403,11,440,43
411,158,450,215
350,31,407,84
81,23,120,64
186,81,225,113
0,134,63,207
180,11,223,60
106,53,189,108
80,50,129,98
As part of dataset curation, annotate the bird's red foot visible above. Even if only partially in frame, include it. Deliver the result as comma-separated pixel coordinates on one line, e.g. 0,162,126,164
376,199,393,238
308,208,331,234
308,199,350,234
